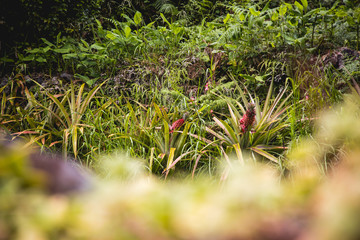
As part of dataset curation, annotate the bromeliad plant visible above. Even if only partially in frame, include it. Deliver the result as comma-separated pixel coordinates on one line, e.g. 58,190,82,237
207,79,291,168
150,107,192,177
111,102,194,176
24,80,107,159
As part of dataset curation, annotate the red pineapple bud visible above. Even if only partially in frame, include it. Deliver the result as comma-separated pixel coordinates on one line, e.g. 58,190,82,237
240,103,256,133
170,113,188,133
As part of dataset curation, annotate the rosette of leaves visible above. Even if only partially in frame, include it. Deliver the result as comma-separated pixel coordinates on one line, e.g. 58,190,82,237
206,80,291,167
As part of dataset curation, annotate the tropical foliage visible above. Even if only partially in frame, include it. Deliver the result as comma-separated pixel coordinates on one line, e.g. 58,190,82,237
1,0,360,239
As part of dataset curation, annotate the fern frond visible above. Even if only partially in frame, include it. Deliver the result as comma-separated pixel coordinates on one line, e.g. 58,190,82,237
219,24,243,42
160,4,178,15
155,0,171,10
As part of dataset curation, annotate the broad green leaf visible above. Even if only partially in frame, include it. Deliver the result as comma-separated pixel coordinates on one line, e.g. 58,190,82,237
121,13,135,25
124,25,131,38
283,34,296,42
227,104,241,134
134,11,142,25
173,123,190,156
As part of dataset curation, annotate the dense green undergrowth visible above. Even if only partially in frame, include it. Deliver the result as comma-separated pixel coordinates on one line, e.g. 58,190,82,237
1,0,359,176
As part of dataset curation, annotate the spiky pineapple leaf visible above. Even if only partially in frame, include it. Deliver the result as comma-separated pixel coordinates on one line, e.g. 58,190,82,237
250,146,279,163
213,117,238,144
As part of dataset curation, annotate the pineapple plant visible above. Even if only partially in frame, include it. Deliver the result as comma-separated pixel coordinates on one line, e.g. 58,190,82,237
206,80,291,165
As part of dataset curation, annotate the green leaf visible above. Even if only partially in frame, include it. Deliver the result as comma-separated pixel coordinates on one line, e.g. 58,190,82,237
53,47,71,54
250,147,279,163
213,117,237,144
74,74,97,87
43,46,51,53
124,25,131,38
255,76,264,82
300,0,308,12
279,4,287,16
239,73,256,83
134,11,142,25
160,13,171,26
294,1,303,14
62,53,78,60
72,125,78,159
36,57,47,63
233,143,244,164
173,123,190,155
239,13,245,21
79,79,107,114
0,57,14,63
41,38,55,47
249,7,260,17
90,43,105,50
22,55,35,61
165,150,195,176
223,13,231,24
81,39,90,48
271,11,279,21
163,119,170,153
95,19,102,28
